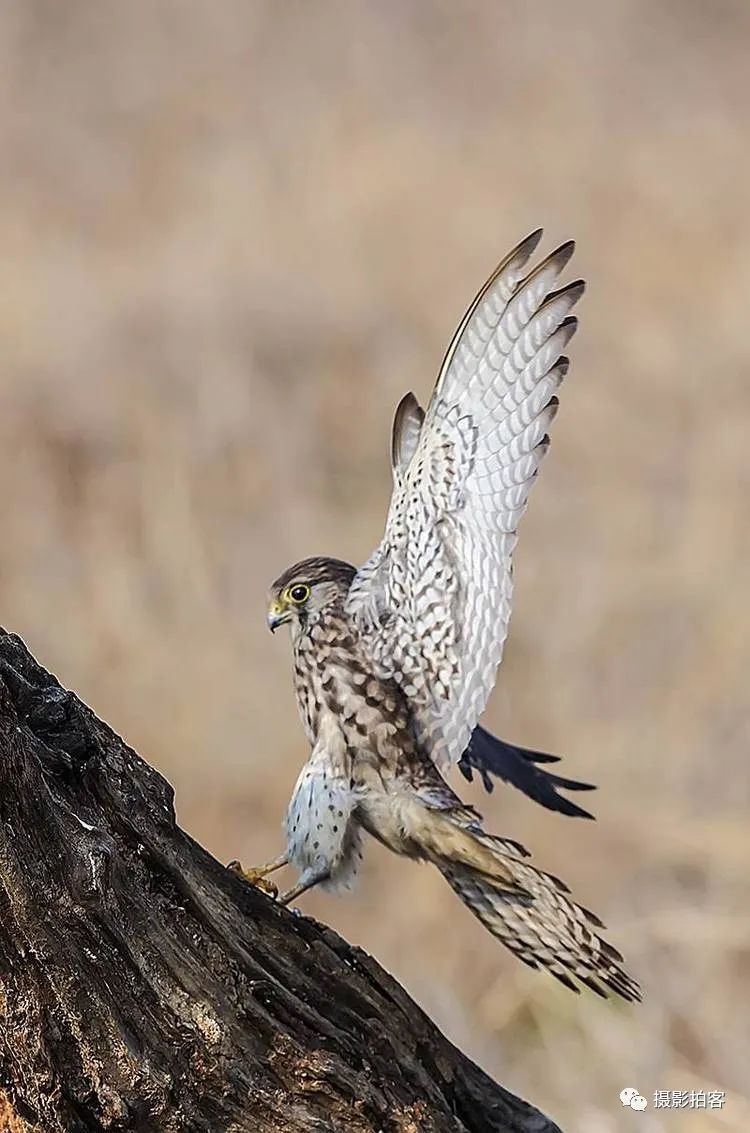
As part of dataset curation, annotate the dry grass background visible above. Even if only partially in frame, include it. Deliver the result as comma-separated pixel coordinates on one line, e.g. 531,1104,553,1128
1,2,749,1130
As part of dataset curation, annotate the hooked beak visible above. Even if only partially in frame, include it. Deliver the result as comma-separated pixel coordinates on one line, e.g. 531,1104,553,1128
267,600,290,633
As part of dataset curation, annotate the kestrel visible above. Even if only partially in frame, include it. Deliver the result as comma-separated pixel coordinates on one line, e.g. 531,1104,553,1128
236,231,639,1001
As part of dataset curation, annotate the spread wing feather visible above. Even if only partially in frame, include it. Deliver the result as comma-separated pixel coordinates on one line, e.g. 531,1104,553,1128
390,392,425,486
347,231,583,768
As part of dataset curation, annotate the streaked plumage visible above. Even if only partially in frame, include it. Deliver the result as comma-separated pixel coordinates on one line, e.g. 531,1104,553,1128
250,233,639,1001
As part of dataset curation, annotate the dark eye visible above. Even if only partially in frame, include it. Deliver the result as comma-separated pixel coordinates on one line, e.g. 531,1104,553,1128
288,584,310,604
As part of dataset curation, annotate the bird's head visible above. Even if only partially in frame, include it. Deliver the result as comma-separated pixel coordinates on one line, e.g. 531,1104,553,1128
267,556,357,636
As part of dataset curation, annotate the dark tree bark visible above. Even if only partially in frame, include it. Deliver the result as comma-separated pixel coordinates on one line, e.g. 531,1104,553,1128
0,630,561,1133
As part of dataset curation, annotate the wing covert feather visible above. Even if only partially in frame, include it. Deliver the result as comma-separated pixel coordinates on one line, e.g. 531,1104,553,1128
347,232,583,768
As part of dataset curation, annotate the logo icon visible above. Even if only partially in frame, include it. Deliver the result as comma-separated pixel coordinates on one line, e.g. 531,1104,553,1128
620,1088,648,1111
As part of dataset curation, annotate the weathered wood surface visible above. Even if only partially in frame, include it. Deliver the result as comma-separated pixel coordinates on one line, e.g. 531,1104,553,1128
0,629,561,1133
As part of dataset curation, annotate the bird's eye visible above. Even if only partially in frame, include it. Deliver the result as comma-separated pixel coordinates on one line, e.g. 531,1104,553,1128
287,584,310,604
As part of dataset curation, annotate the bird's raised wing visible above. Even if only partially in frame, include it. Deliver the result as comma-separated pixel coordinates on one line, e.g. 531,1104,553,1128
346,231,582,769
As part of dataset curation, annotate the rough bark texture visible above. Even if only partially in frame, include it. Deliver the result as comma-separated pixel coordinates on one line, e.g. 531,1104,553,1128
0,629,561,1133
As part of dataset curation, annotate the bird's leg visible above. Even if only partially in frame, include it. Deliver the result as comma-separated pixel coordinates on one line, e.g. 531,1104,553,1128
227,852,289,898
278,865,330,907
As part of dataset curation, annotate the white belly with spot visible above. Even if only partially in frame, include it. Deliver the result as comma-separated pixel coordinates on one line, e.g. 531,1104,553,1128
284,727,362,891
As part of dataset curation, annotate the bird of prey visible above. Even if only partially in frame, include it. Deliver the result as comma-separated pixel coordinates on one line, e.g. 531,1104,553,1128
234,231,639,1001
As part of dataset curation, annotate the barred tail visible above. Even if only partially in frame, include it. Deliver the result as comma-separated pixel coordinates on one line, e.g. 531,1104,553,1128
436,830,640,1002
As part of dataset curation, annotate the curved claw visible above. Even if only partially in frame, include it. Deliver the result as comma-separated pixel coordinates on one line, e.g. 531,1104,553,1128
227,860,280,899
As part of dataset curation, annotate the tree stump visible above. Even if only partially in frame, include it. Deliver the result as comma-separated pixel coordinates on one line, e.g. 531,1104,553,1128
0,629,561,1133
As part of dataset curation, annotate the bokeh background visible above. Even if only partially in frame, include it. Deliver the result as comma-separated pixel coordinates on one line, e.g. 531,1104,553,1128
1,2,749,1130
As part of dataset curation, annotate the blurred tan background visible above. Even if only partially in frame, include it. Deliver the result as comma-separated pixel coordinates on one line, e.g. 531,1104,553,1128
1,2,749,1130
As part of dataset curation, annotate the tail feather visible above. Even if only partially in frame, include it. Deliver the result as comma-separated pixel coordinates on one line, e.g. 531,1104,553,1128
436,829,640,1002
415,810,532,901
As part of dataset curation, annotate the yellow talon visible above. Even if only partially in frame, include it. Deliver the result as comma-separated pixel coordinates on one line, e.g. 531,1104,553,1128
227,860,280,899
